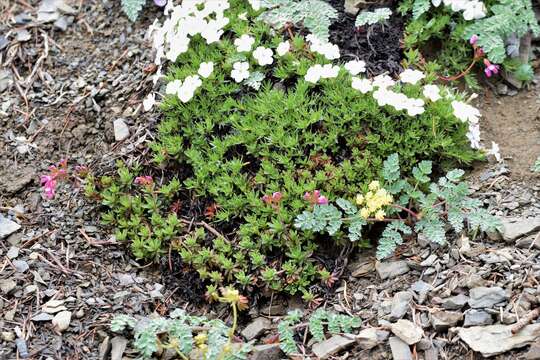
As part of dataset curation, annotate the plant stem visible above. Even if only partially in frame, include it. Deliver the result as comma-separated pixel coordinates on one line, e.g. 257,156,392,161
437,58,478,82
390,204,419,219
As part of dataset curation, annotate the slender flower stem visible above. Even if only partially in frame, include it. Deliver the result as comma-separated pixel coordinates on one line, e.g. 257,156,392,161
390,204,419,219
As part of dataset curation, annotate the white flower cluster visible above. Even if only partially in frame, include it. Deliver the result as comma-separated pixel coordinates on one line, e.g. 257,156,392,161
306,35,340,60
344,60,366,75
305,63,341,83
451,100,482,149
432,0,486,20
399,69,425,85
166,75,203,103
253,46,274,66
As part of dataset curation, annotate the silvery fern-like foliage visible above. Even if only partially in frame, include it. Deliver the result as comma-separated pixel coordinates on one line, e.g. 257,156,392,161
121,0,146,22
355,8,392,27
278,309,360,355
463,0,540,63
259,0,338,41
532,156,540,173
110,312,249,360
294,154,502,259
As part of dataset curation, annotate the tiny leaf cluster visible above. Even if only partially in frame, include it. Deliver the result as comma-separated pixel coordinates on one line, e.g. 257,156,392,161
355,8,392,27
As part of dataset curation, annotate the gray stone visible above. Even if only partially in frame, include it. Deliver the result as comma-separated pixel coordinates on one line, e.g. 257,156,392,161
54,16,68,31
376,261,409,280
344,0,363,15
442,294,469,310
241,317,271,340
524,340,540,359
6,246,19,259
251,344,282,360
0,217,21,239
110,336,128,360
499,217,540,242
12,260,29,273
469,287,508,308
496,83,508,95
457,324,540,357
356,328,388,350
410,280,433,304
113,118,130,141
391,320,424,345
389,336,413,360
430,311,463,331
516,234,540,249
312,335,356,359
390,291,413,320
0,279,16,294
52,311,71,332
463,309,493,327
31,312,54,322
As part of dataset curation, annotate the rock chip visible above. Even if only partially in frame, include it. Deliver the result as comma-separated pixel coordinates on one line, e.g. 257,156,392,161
52,311,71,332
356,328,389,350
431,311,463,331
376,261,409,280
463,309,493,327
0,279,16,294
241,317,271,340
31,313,54,322
468,287,508,308
389,291,413,320
344,0,363,15
457,324,540,357
12,260,29,273
113,118,130,141
250,344,282,360
524,340,540,360
442,294,469,310
312,335,356,359
499,217,540,242
0,217,21,239
391,320,424,345
389,336,413,360
110,336,128,360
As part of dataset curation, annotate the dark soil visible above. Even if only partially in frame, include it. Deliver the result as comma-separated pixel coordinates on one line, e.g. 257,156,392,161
328,0,404,76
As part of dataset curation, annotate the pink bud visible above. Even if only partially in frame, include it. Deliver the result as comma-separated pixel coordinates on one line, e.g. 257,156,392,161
317,196,329,205
313,190,320,197
469,34,478,45
303,192,311,201
262,194,271,204
272,192,282,202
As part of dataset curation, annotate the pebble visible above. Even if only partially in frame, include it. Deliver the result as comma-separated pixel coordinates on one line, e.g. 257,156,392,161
113,118,130,141
441,294,469,310
430,311,463,331
389,336,413,360
12,260,29,273
31,313,54,322
110,336,128,360
0,279,16,294
0,216,21,239
52,311,71,332
241,317,271,340
312,335,356,359
389,291,413,321
6,246,19,259
499,217,540,242
250,344,282,360
1,331,15,341
468,287,508,308
463,309,493,327
376,261,409,280
356,328,388,350
391,319,424,345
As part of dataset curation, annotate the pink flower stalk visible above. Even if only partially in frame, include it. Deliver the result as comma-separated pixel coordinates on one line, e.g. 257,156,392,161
40,159,68,199
262,191,283,205
304,190,328,205
483,59,499,77
134,176,153,186
469,34,478,45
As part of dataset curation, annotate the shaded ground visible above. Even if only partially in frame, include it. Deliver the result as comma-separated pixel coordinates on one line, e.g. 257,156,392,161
0,1,540,359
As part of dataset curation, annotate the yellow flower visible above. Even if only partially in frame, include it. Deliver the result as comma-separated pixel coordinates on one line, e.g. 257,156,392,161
355,194,364,205
360,208,370,219
195,333,208,349
368,181,380,191
374,209,385,221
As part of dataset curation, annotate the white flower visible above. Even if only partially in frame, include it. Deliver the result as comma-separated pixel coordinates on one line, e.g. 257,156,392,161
198,62,214,78
467,122,481,149
143,92,156,111
406,98,425,116
307,35,340,60
276,41,290,56
462,1,486,20
487,141,501,162
372,74,395,89
422,84,441,102
253,46,274,66
166,79,182,95
351,77,373,93
320,64,340,78
451,100,481,123
231,61,250,83
305,64,323,84
177,75,202,103
344,60,366,75
399,69,425,85
248,0,261,10
234,34,255,52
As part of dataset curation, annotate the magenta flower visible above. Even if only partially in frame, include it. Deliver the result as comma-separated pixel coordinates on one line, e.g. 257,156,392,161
304,190,329,205
262,191,283,206
317,196,329,205
134,176,153,186
40,175,57,199
483,59,499,77
469,34,478,45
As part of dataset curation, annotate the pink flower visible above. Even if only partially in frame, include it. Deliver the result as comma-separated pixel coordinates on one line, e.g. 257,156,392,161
262,191,283,205
304,190,329,205
483,59,499,77
469,34,478,45
134,176,153,186
272,192,282,202
40,159,69,199
262,194,272,204
317,196,329,205
40,175,57,199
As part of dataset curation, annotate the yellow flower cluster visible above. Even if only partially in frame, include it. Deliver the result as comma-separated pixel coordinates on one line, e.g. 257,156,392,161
356,181,393,220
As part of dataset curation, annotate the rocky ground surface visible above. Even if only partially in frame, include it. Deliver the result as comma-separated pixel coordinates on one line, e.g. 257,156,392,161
2,1,540,360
